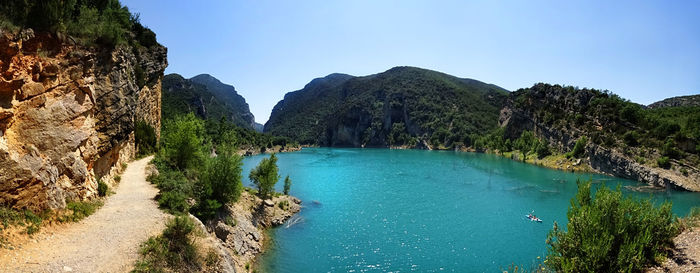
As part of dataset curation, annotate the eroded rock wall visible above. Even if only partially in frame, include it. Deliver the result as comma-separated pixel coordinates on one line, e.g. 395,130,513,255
0,29,166,210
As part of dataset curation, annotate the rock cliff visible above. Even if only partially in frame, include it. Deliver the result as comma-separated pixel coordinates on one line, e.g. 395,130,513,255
0,29,167,211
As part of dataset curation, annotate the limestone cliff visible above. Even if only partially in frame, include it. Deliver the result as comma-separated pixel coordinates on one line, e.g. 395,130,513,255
0,29,167,211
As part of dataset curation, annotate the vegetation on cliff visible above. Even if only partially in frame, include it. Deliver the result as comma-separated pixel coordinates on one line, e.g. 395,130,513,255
0,0,157,47
264,66,508,147
163,74,255,129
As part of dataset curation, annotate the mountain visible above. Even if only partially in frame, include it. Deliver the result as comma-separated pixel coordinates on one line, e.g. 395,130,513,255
162,74,255,128
264,66,508,147
648,94,700,109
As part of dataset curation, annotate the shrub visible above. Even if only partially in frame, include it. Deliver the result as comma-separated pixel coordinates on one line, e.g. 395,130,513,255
657,156,671,169
193,144,243,220
135,120,157,156
546,180,678,273
249,154,280,200
133,216,200,272
566,136,587,159
97,179,109,197
150,169,193,214
283,175,291,195
622,131,639,146
61,200,103,222
160,113,205,171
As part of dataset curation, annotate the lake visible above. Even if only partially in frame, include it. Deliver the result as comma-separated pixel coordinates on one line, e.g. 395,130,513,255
241,148,700,272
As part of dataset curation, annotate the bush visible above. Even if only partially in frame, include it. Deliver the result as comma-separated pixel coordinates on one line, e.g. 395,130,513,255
193,144,243,220
249,154,280,200
97,179,109,197
622,131,639,146
160,113,205,171
61,200,103,222
150,169,193,214
567,136,587,159
546,180,678,273
135,120,157,156
657,156,671,169
133,216,200,272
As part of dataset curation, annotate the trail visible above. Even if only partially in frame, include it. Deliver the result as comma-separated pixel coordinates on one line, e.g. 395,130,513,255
0,156,169,273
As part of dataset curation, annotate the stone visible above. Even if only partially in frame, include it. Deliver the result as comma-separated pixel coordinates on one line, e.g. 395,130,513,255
264,199,274,207
18,82,45,100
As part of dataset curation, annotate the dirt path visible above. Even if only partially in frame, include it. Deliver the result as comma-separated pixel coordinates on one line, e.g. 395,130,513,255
0,156,170,273
648,225,700,273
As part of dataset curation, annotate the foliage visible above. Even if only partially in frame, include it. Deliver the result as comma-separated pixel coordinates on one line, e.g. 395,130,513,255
566,137,587,159
657,156,671,169
265,67,508,147
160,113,205,171
546,180,678,273
57,200,103,223
283,175,291,195
135,120,157,156
249,154,280,200
133,216,200,273
148,166,193,214
97,179,109,197
192,144,243,220
0,0,159,47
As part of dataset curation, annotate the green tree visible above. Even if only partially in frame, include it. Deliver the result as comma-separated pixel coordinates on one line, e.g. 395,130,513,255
546,180,677,273
567,136,587,159
135,120,157,156
192,144,243,219
283,175,291,195
160,113,205,170
249,154,280,199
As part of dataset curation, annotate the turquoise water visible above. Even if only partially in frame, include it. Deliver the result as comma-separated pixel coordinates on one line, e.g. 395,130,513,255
241,148,700,273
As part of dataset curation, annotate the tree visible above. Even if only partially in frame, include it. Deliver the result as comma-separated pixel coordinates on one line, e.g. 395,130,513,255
546,180,677,273
249,154,280,199
567,136,587,159
160,113,205,170
283,175,291,195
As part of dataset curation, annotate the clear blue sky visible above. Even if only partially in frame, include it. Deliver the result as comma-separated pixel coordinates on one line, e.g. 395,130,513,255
122,0,700,123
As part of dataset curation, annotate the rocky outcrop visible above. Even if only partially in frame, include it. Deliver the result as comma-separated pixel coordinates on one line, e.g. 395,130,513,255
204,191,301,273
0,29,167,211
648,94,700,109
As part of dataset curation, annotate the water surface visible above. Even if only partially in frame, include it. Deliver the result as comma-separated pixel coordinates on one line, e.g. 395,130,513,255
241,148,700,272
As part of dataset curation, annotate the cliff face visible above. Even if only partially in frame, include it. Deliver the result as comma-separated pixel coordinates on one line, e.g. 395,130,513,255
0,29,167,211
499,84,700,191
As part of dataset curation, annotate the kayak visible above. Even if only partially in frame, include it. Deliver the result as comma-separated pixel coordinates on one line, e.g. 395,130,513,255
525,214,543,223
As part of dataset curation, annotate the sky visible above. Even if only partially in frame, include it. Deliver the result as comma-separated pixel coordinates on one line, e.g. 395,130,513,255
122,0,700,123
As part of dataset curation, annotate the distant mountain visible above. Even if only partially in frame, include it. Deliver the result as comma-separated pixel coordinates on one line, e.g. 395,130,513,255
162,74,255,128
253,122,264,132
264,66,508,147
648,94,700,109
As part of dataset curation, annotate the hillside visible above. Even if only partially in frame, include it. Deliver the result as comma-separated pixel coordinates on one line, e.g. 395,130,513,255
499,83,700,190
648,94,700,109
264,66,508,147
162,74,255,129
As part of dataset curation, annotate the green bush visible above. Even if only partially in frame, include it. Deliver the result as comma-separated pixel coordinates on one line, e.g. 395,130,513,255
657,156,671,169
193,144,243,220
622,131,639,146
135,120,157,156
149,169,193,214
546,180,678,273
61,200,103,222
97,179,109,197
160,113,205,171
566,136,587,159
249,154,280,200
133,216,200,272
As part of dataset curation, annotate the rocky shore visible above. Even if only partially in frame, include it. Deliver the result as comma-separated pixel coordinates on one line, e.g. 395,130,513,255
197,191,301,272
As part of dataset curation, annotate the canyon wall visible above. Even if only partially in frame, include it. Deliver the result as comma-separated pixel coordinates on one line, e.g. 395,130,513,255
0,29,167,211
